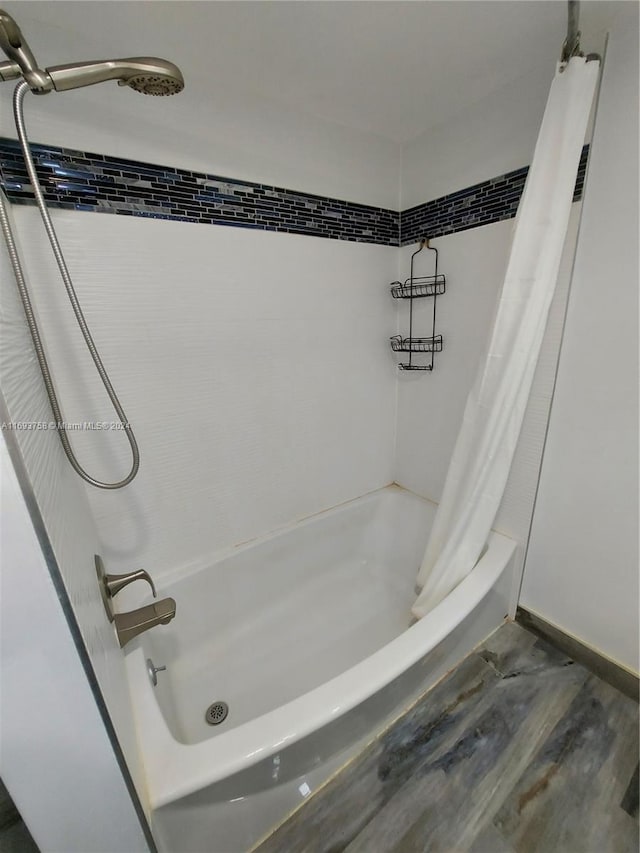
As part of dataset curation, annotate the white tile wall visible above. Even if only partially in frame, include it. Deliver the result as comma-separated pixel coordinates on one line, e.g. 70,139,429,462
4,207,398,580
0,199,148,806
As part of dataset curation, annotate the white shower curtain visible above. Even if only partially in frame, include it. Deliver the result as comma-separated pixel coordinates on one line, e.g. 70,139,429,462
412,57,600,620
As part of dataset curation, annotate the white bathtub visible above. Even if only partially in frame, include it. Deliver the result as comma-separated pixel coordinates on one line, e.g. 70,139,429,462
125,485,516,852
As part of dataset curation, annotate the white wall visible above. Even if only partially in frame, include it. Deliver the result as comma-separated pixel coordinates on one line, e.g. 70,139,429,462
0,434,150,853
521,7,639,673
4,207,398,581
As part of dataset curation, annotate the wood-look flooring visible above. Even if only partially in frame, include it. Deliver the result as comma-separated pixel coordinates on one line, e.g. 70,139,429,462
256,622,639,853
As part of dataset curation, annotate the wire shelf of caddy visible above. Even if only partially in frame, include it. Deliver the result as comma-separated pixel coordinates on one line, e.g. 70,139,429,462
390,275,446,300
390,334,443,370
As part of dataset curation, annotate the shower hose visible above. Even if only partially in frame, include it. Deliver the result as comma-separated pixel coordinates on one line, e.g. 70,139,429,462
0,80,139,488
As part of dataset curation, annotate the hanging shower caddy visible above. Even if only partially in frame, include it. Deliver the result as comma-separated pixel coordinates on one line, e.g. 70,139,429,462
390,237,445,371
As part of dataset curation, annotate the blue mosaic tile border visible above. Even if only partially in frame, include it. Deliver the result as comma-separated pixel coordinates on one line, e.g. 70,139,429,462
0,138,589,247
0,138,399,246
400,145,589,246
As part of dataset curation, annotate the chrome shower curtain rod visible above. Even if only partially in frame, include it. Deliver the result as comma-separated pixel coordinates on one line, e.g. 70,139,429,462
562,0,582,62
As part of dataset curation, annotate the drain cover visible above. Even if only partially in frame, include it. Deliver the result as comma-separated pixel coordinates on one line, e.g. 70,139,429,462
205,701,229,726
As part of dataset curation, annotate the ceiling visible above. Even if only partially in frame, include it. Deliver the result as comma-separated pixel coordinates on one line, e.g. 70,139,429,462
4,1,619,143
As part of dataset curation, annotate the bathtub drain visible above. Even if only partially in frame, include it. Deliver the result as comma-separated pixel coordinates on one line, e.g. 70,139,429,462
205,701,229,726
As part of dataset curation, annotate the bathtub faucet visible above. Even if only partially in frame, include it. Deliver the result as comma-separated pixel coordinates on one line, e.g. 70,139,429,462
113,597,177,648
95,555,177,648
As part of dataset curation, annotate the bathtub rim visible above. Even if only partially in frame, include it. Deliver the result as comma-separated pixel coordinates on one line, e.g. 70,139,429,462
125,526,515,809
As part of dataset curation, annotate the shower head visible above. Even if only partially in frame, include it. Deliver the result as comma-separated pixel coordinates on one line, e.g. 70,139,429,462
44,57,184,95
0,10,184,95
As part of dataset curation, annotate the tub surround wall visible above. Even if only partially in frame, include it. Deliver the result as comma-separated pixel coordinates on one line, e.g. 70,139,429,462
521,7,639,674
0,200,150,822
0,34,407,585
0,207,398,581
0,118,591,586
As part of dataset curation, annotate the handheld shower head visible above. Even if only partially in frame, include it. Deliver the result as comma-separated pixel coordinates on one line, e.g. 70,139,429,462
0,10,184,96
44,57,184,95
0,9,184,95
